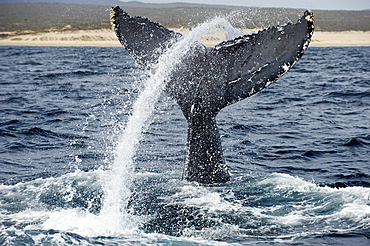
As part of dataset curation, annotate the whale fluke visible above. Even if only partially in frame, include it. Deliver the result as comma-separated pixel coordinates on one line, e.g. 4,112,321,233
111,6,314,184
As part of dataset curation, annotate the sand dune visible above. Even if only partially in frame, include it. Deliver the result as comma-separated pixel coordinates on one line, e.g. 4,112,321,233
0,29,369,47
0,30,120,47
310,31,370,47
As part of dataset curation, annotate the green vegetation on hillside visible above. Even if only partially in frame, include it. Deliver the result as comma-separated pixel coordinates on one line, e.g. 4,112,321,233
0,2,369,33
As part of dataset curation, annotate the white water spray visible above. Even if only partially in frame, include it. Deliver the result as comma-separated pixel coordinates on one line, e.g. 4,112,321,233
98,17,246,234
40,17,245,237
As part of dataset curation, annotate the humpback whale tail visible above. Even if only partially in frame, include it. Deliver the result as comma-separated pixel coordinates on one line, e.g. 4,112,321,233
110,6,314,184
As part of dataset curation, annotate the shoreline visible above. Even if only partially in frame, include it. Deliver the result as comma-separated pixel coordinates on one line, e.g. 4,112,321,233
0,29,369,47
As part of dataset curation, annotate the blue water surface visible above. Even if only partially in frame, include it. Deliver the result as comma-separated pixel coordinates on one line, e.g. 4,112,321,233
0,45,369,245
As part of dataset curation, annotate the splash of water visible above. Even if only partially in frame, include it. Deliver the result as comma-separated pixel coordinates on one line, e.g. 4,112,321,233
96,17,245,235
38,17,244,237
34,16,246,237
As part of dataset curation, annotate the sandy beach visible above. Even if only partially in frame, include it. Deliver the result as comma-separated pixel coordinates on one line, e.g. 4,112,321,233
0,29,369,47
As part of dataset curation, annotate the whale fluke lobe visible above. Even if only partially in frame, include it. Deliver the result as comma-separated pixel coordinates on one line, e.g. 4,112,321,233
110,6,182,69
111,6,314,184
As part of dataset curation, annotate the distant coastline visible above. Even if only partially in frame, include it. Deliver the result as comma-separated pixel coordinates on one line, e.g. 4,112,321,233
0,29,369,47
1,2,369,48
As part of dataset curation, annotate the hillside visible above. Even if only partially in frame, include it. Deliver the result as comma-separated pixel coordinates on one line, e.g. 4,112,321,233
0,2,369,34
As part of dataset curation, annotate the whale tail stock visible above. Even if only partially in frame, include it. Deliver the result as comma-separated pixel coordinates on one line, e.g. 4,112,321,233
110,6,314,184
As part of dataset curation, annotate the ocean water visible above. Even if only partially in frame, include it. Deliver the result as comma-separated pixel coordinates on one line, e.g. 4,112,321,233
0,43,370,245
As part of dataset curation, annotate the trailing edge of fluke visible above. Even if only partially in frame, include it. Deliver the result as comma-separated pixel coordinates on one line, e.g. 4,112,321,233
110,6,314,184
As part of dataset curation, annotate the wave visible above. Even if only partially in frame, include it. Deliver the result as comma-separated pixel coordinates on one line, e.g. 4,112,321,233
326,173,370,188
44,109,68,117
343,136,370,147
0,171,369,245
0,126,89,155
22,127,58,137
35,70,106,80
328,90,370,99
18,127,87,141
141,173,370,242
15,61,43,66
0,96,31,104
